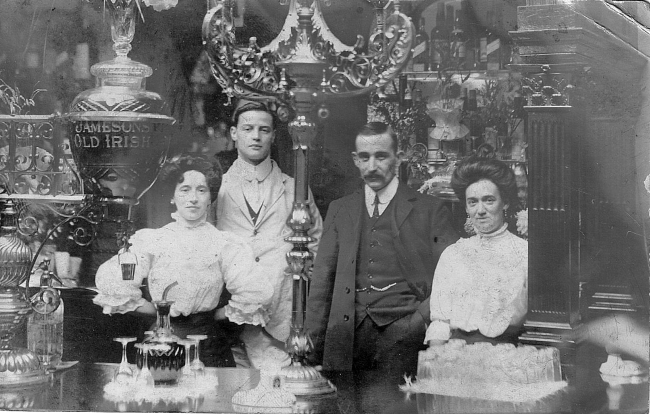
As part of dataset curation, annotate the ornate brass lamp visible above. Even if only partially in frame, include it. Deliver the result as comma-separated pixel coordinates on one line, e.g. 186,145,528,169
203,0,414,395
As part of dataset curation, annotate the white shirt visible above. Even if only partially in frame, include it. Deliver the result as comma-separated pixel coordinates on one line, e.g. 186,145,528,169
425,224,528,342
364,176,399,217
228,157,273,212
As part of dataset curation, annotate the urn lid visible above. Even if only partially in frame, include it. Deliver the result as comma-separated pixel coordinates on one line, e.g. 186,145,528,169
66,57,174,122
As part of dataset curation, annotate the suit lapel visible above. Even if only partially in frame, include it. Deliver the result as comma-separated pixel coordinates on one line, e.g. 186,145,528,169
255,164,285,228
346,189,364,259
224,174,255,227
391,183,414,235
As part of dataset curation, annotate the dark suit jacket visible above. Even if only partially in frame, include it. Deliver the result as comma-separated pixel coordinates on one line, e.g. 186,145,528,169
304,183,459,371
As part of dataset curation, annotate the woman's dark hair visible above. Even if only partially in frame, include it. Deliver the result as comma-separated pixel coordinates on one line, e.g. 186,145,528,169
158,154,223,202
451,154,518,209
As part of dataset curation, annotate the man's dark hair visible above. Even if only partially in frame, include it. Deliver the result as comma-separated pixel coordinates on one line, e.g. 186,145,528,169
231,100,276,129
159,154,223,202
356,122,398,153
451,155,518,208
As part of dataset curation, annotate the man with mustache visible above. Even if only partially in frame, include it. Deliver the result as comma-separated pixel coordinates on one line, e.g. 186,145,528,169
216,100,323,368
305,122,458,377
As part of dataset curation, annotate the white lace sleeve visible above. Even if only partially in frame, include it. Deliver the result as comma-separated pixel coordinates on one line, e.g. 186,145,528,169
92,230,154,314
424,247,456,343
221,237,273,325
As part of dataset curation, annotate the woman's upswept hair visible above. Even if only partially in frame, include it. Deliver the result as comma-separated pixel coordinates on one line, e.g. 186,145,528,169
158,154,223,202
451,153,518,209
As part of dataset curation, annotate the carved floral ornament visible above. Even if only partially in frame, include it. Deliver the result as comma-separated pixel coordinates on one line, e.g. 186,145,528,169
139,0,178,11
97,0,179,12
519,64,642,119
202,0,415,123
521,65,574,107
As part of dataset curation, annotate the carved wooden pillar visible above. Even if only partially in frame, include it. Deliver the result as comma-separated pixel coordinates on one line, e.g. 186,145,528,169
510,0,649,378
519,76,584,378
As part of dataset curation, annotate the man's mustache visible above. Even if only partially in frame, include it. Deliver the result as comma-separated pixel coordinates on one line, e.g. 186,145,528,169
364,173,382,180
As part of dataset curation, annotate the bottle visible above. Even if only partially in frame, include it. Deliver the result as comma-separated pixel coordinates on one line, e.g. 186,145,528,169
412,17,429,72
500,40,512,70
467,89,477,111
451,11,466,69
460,0,475,69
429,3,445,72
403,83,413,109
27,264,64,372
445,4,455,40
478,35,488,70
73,4,96,82
460,87,468,112
486,33,501,72
485,10,501,72
399,74,411,109
413,87,428,145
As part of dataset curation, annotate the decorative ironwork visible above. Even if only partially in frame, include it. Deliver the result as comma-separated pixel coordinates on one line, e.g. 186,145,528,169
15,198,102,248
0,116,81,198
203,0,414,115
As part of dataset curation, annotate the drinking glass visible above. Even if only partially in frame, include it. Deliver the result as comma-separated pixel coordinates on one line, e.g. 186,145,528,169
177,339,195,384
186,334,207,376
113,337,137,384
134,343,155,388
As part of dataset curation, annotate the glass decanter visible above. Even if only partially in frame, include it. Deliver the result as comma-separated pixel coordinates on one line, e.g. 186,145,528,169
135,300,185,384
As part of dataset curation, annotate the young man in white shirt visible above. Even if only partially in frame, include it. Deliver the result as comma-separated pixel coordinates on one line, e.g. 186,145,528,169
216,101,323,367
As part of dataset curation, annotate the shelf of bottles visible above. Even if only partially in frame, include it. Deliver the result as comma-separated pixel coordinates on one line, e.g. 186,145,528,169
386,1,526,199
398,1,522,151
405,0,514,78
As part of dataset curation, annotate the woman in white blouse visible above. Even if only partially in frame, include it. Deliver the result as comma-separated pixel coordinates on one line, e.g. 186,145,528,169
425,155,527,346
93,155,273,366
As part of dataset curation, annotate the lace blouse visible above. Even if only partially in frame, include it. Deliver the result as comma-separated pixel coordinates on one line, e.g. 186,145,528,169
425,224,528,342
93,216,272,325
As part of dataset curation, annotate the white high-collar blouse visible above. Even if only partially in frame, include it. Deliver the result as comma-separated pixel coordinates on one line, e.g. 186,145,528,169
93,215,272,325
425,224,528,342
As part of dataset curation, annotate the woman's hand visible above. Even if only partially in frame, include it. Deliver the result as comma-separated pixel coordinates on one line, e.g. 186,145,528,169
214,307,227,321
133,301,157,317
428,339,447,347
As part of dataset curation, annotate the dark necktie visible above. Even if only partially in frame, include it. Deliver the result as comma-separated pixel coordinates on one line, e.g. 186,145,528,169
372,194,380,218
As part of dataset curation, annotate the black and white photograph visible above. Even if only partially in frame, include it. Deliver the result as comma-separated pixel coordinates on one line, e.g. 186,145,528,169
0,0,647,412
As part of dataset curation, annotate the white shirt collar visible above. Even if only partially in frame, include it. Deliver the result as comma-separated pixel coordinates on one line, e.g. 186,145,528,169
476,223,509,239
170,212,208,229
231,157,273,182
364,176,399,214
